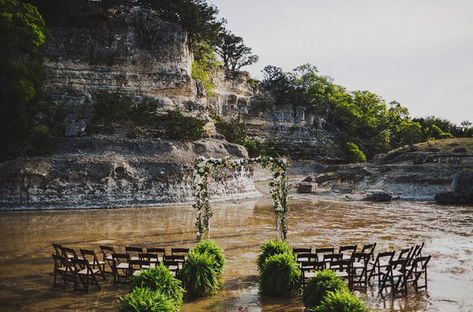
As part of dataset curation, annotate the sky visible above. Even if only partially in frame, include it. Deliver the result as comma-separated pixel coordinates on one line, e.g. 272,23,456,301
211,0,473,124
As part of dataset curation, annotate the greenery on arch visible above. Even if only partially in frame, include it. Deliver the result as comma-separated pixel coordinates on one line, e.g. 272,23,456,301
192,156,289,241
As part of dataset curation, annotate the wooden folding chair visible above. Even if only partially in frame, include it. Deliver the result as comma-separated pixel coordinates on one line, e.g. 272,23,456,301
164,255,185,276
80,249,105,280
361,243,377,260
339,245,357,260
100,245,115,274
71,258,101,293
130,259,151,276
139,253,158,267
404,255,431,292
52,243,62,256
52,253,74,288
61,247,83,261
146,247,165,263
296,252,318,264
379,259,408,296
293,247,312,255
396,247,412,261
368,251,395,285
323,253,342,266
351,252,371,290
329,259,352,288
300,260,325,287
171,248,189,260
125,246,143,261
112,253,131,284
316,247,334,264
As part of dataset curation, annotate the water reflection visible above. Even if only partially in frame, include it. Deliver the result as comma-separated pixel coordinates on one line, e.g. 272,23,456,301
0,197,472,311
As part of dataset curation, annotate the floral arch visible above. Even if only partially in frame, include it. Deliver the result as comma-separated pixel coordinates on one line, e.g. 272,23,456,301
192,156,289,241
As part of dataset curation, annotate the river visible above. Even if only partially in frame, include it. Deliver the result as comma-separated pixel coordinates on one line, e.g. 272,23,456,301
0,194,471,311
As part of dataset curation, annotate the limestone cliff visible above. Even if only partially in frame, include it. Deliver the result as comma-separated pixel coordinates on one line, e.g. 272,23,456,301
0,137,258,210
44,8,201,137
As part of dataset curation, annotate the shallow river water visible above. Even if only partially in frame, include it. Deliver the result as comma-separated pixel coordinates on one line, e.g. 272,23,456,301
0,194,472,311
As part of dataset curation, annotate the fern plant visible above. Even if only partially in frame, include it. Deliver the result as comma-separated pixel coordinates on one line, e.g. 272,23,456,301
130,265,184,309
119,287,176,312
257,240,293,272
310,289,368,312
178,250,220,299
303,269,349,309
193,240,225,276
259,253,301,297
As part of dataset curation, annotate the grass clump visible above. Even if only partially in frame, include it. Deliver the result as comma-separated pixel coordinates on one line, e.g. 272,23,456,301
130,265,184,309
303,269,349,309
310,289,368,312
193,240,225,276
259,253,301,297
179,250,221,299
257,240,293,272
119,287,176,312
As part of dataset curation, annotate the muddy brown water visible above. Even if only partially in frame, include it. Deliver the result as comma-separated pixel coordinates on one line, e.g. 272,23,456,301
0,195,472,311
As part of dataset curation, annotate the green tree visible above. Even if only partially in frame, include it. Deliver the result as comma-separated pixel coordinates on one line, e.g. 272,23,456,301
0,0,51,160
216,30,258,75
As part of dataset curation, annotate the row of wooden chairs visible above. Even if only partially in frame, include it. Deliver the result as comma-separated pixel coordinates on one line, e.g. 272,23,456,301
293,242,430,296
52,243,190,292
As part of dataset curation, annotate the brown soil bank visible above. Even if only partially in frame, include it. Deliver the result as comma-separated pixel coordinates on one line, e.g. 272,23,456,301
316,138,473,200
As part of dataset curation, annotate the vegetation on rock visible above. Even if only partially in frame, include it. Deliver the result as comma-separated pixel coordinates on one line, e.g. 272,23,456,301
0,0,63,161
345,142,367,163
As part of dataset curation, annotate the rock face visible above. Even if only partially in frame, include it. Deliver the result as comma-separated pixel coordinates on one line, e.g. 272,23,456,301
44,8,200,137
364,190,393,202
316,150,473,200
435,170,473,205
451,170,473,193
0,137,259,210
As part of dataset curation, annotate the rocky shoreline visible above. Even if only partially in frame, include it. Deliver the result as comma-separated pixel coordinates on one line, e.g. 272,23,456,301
0,137,261,211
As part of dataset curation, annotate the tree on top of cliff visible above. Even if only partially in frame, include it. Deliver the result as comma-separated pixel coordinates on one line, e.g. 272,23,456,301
30,0,225,55
0,0,62,160
216,30,259,75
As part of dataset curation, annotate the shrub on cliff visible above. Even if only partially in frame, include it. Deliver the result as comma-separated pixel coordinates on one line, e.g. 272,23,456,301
310,289,368,312
259,253,301,297
345,142,366,163
179,250,221,299
130,265,184,309
164,110,206,141
214,116,247,145
119,287,176,312
257,240,293,272
302,270,348,309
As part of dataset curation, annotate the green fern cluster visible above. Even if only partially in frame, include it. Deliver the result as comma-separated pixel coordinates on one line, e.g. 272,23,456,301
179,240,225,299
303,270,368,312
256,240,293,272
120,265,184,312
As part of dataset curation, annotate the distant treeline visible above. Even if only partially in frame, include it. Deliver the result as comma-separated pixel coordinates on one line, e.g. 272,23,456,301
255,64,473,159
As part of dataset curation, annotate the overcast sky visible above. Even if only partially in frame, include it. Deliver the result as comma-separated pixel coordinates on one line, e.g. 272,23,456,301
211,0,473,124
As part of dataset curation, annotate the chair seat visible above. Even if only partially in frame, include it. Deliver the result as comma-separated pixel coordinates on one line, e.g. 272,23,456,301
78,268,100,275
304,271,317,279
58,267,75,272
335,271,349,278
392,269,404,277
92,261,105,266
353,262,365,269
105,255,113,261
116,263,130,269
